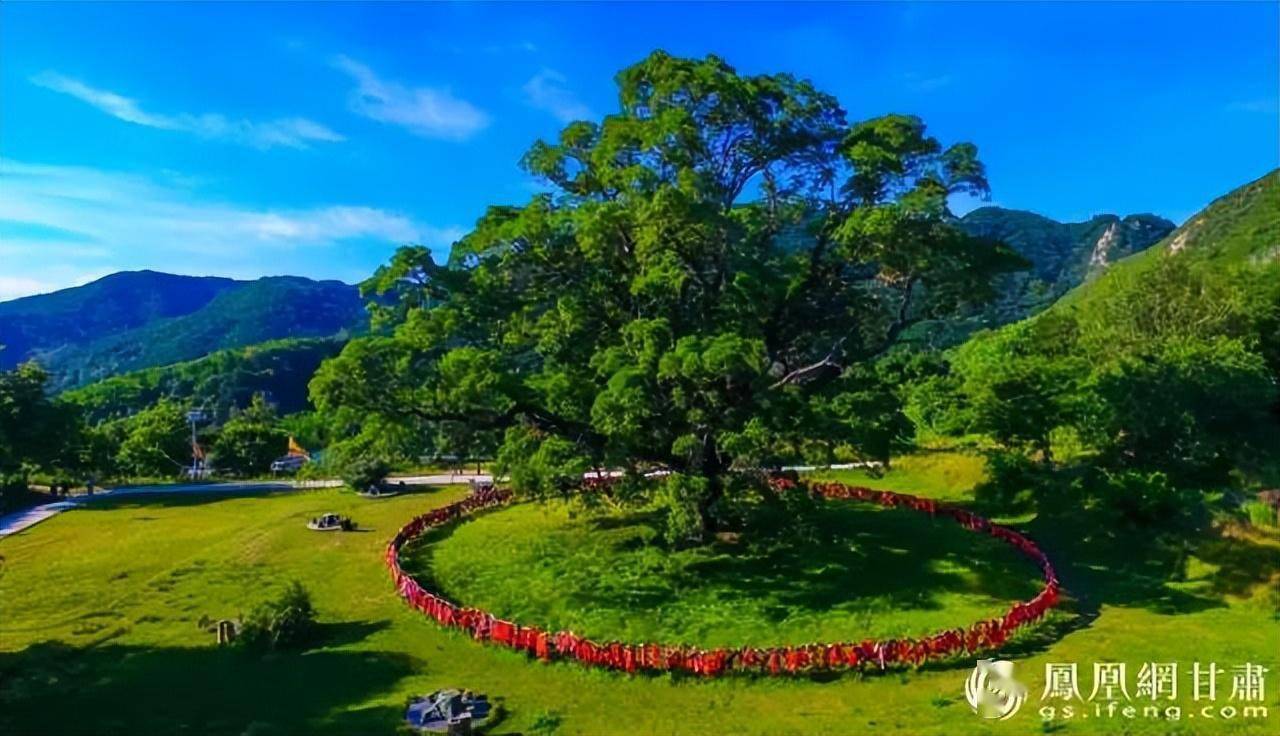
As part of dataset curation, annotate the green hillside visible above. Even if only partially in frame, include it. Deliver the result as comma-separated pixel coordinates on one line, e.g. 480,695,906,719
0,271,238,370
1055,168,1280,308
902,207,1174,348
62,337,347,423
39,277,365,390
937,169,1280,482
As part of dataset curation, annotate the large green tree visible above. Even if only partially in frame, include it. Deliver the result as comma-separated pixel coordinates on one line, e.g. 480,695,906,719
313,52,1019,537
0,362,62,475
116,399,191,478
211,393,287,476
0,361,80,506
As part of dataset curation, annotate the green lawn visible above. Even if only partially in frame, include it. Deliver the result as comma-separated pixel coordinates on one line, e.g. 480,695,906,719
2,456,1278,735
413,499,1043,647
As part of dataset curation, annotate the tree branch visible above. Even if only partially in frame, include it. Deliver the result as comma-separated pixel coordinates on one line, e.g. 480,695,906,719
769,337,845,389
858,275,919,360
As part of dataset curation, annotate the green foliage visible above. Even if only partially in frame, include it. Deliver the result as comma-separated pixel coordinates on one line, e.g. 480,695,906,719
0,271,237,371
0,362,66,475
276,411,332,454
308,337,443,466
0,472,33,513
211,394,287,477
237,582,318,652
950,207,1174,333
315,52,1020,539
972,451,1041,513
1242,501,1278,529
1090,336,1273,482
936,172,1280,487
0,361,90,503
40,276,364,390
64,338,346,424
655,473,710,544
341,456,391,492
494,426,590,497
950,312,1089,461
116,399,191,478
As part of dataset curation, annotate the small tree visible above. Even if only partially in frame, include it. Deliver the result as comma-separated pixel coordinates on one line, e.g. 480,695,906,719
212,394,287,477
342,456,391,491
952,312,1088,463
237,581,318,652
116,399,191,477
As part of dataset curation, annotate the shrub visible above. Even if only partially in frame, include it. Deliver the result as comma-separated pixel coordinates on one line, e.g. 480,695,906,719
1092,470,1206,532
973,451,1043,514
656,473,707,545
0,473,31,513
237,582,318,652
342,456,391,492
1242,500,1278,529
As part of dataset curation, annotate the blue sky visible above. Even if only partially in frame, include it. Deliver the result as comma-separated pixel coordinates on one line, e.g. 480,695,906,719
1,1,1276,301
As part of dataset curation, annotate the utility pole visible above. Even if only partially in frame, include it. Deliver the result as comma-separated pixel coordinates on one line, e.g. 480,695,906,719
186,408,207,478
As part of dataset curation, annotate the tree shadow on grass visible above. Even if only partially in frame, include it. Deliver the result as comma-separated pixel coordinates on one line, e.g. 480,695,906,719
0,640,423,736
75,490,304,512
523,502,1048,629
1023,511,1230,620
313,619,391,649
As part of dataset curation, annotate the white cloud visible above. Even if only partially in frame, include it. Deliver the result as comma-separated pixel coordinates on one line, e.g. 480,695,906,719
31,71,345,149
0,270,114,302
0,159,464,298
333,55,488,140
0,275,59,302
522,69,591,124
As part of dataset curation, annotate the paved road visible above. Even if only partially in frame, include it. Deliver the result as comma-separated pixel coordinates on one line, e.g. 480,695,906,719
0,474,490,540
0,463,876,541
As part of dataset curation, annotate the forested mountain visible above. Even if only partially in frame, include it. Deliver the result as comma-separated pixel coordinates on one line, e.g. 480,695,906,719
896,207,1174,348
1,275,365,390
1048,168,1280,380
955,206,1175,314
930,169,1279,479
62,337,346,423
0,271,239,370
1056,169,1279,301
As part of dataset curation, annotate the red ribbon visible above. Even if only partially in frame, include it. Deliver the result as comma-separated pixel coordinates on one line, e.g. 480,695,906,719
385,480,1062,676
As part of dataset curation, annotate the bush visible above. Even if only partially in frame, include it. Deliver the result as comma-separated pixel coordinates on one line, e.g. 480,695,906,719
1089,470,1207,532
237,582,318,652
0,473,31,513
973,451,1043,514
657,473,706,545
342,457,391,492
1243,501,1279,529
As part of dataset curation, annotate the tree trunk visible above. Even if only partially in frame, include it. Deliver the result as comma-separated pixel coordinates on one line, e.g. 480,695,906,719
696,434,724,538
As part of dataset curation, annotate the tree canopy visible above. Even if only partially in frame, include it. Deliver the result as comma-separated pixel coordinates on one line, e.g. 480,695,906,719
312,52,1022,538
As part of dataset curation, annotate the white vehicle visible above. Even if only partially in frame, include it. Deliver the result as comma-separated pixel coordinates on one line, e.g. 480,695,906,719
306,513,353,531
270,455,308,473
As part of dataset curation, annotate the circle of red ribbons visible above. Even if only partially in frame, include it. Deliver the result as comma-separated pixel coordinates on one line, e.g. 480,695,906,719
385,479,1061,677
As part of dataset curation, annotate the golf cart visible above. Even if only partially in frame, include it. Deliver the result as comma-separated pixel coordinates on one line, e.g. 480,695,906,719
404,689,491,733
306,513,356,531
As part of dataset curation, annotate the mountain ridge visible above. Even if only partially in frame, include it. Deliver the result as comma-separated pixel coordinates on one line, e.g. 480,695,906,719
0,271,365,388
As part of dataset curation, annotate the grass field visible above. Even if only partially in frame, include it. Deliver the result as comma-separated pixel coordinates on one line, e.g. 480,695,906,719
2,455,1278,735
413,499,1043,647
